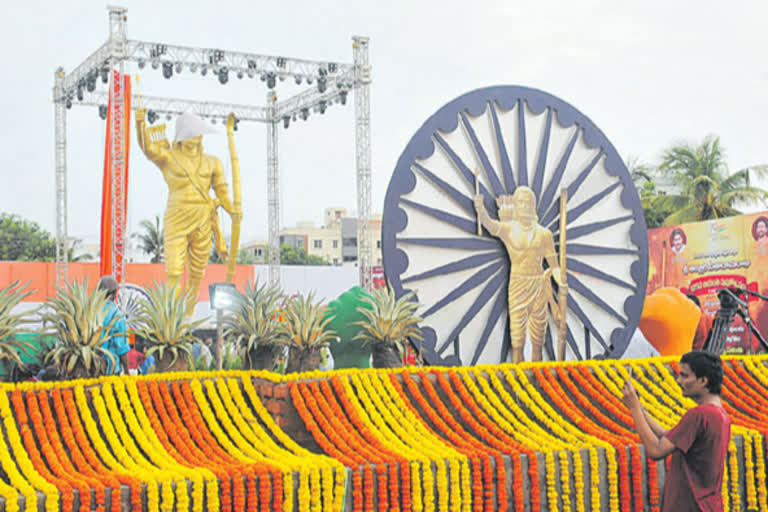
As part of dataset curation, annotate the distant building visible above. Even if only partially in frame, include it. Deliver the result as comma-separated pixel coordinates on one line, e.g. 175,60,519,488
243,207,384,266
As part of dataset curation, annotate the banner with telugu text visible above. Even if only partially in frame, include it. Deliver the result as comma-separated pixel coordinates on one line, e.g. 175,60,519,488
647,212,768,353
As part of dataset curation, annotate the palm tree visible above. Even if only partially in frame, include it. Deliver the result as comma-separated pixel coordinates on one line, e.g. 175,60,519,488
133,216,164,263
646,136,768,225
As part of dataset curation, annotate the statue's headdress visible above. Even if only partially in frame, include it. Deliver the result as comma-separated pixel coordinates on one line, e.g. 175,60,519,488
174,112,217,143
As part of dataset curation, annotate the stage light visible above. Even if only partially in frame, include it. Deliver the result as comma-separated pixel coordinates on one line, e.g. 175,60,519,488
267,73,276,89
147,110,158,124
292,113,297,122
276,57,286,68
328,62,337,73
317,77,327,93
301,108,309,121
306,77,313,85
233,117,240,131
319,100,327,114
66,98,72,109
151,59,159,70
218,67,229,84
189,63,198,73
166,114,172,121
247,69,255,78
98,105,107,120
211,118,217,125
278,73,286,81
77,86,84,101
201,64,208,76
175,62,182,73
237,70,244,79
162,62,173,79
86,76,96,92
260,73,267,82
247,59,257,70
295,76,302,85
283,116,290,129
101,67,109,83
138,59,146,69
339,91,348,105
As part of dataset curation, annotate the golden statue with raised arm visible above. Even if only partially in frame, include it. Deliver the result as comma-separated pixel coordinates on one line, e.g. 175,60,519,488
474,186,566,363
135,109,242,311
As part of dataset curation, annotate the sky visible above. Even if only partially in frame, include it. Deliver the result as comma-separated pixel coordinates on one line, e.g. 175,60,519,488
1,0,766,245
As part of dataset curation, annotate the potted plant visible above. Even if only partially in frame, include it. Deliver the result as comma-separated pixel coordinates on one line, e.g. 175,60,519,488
220,279,284,370
0,281,37,380
354,285,423,368
277,293,337,373
41,280,120,379
132,282,204,373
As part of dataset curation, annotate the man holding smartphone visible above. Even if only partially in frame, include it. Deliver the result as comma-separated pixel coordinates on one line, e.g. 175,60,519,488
622,351,731,512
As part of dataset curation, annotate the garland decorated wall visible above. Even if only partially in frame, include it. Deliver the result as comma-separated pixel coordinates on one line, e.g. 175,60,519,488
0,356,766,512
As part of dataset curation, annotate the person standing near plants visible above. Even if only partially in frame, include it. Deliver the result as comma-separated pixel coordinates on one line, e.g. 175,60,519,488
97,276,130,375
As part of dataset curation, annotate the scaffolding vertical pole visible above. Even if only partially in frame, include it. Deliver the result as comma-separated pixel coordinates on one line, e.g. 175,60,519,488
54,67,68,287
108,6,128,283
353,36,372,290
266,91,281,286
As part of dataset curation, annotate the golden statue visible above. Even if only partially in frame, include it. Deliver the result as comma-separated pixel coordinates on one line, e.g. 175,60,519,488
135,109,242,310
474,186,567,363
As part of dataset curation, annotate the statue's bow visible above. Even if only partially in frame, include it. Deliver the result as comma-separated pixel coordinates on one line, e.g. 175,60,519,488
226,113,241,282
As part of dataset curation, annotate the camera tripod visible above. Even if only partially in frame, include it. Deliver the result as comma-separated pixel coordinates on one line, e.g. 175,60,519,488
705,289,768,355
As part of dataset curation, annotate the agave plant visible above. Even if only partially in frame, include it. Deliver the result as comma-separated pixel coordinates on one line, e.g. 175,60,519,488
354,285,423,368
41,280,121,379
132,281,205,373
277,292,337,373
0,281,37,378
220,279,284,370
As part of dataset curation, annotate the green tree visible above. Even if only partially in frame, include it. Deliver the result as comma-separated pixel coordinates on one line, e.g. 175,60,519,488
646,136,768,225
133,216,164,263
0,214,57,261
277,244,330,266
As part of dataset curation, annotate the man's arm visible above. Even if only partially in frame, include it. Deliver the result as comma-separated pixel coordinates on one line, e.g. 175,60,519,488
473,195,501,236
542,232,565,287
642,408,668,438
211,159,241,221
622,380,676,460
135,108,170,166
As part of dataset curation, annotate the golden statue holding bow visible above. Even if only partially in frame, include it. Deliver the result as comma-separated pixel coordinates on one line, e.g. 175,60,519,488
135,109,242,311
474,185,568,363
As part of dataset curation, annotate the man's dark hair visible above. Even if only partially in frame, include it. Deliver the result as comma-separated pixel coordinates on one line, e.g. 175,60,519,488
757,218,768,229
680,351,723,395
672,228,684,239
685,294,701,308
97,275,119,301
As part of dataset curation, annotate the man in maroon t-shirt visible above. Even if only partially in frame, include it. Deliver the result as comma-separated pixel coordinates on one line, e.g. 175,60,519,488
622,351,731,512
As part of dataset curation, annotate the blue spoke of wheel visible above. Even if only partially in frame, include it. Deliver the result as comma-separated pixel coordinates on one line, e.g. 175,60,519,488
537,127,580,220
567,273,628,324
565,243,638,257
397,237,502,251
412,162,475,217
470,285,508,365
547,182,622,233
422,260,504,319
562,292,609,351
400,198,480,236
489,101,515,193
553,215,635,243
531,107,552,200
540,149,604,227
544,327,555,361
517,99,528,187
433,132,496,212
565,324,583,360
437,270,505,355
566,258,636,291
402,250,504,284
459,111,505,196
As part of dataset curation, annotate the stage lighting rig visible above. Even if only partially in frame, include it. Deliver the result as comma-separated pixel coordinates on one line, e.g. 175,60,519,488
162,62,173,79
218,67,229,84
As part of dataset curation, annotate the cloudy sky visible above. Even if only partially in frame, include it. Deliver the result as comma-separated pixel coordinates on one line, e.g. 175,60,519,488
1,0,766,244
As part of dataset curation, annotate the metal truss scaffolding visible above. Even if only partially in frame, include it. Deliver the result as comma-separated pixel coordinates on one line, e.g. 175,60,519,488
54,5,372,289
